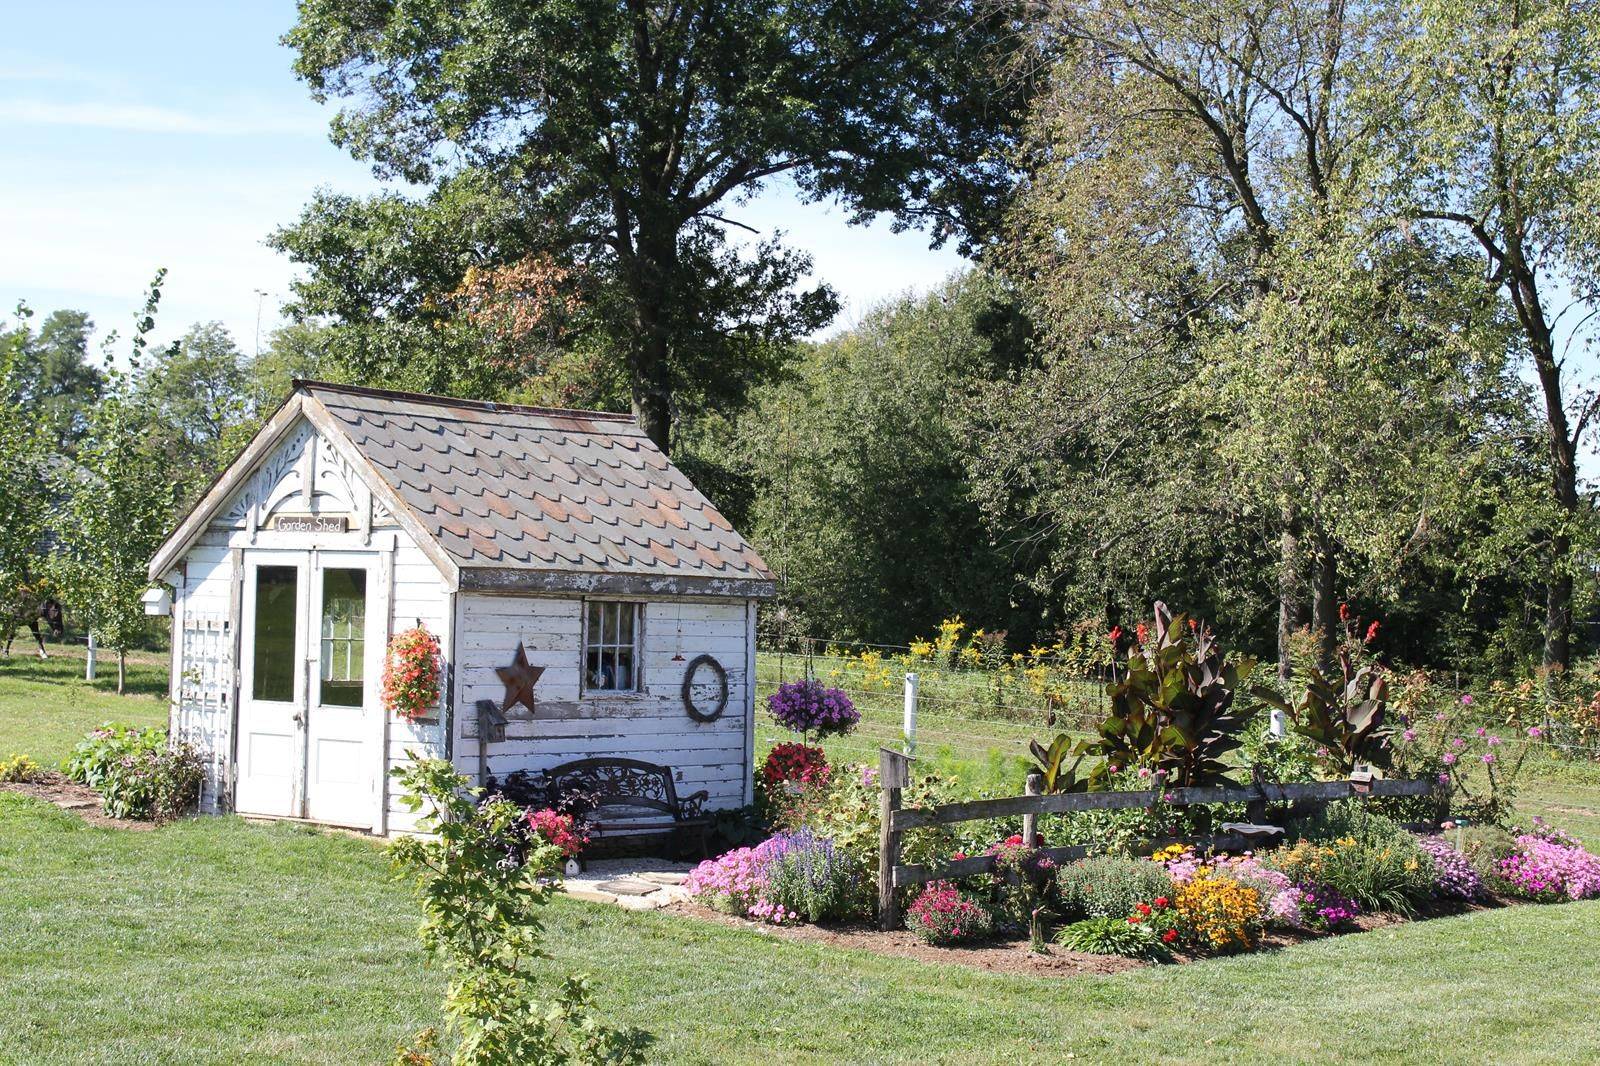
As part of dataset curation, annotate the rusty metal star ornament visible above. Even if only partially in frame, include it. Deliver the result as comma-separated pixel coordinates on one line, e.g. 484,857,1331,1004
496,642,544,715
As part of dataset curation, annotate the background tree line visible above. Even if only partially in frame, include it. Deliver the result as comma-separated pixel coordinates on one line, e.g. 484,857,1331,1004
8,0,1599,690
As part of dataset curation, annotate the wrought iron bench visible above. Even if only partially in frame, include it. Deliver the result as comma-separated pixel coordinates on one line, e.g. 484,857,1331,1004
496,757,712,859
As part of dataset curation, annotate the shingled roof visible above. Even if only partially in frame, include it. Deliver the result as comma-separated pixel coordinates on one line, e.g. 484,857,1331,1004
150,382,776,597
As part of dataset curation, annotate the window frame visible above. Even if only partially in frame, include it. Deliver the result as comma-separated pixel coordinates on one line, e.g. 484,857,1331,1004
580,599,645,696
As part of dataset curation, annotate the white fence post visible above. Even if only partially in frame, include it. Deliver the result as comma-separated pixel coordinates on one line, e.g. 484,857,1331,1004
85,632,97,681
903,672,919,756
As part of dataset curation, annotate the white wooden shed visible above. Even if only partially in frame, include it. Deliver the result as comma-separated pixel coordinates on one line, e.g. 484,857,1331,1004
148,382,775,834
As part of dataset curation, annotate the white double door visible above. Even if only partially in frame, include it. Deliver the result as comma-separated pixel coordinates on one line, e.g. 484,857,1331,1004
235,551,380,827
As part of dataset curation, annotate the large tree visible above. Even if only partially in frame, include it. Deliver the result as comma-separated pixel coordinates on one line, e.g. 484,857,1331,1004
984,0,1525,673
281,0,1028,451
1380,0,1600,676
9,308,103,455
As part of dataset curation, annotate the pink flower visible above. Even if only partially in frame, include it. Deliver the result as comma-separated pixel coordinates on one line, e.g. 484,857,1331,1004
1475,726,1487,738
1487,735,1502,747
1482,753,1496,765
1138,767,1151,779
1443,753,1458,765
1438,773,1451,784
1461,694,1474,706
1402,729,1416,742
1528,726,1544,739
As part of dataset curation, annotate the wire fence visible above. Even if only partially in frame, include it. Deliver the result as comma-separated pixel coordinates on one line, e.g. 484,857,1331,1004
752,642,1600,776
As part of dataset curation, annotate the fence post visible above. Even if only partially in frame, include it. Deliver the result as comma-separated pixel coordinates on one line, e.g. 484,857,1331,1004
1269,706,1287,739
85,632,97,681
1023,772,1043,845
903,672,919,756
877,746,912,931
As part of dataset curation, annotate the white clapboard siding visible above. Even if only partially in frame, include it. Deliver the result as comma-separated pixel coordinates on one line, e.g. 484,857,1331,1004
453,592,755,810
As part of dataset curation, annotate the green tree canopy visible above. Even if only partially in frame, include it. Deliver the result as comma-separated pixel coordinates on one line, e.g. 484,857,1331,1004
279,0,1030,450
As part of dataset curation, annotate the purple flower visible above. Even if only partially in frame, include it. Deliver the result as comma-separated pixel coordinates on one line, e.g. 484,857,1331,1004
766,680,860,739
1528,726,1544,739
1461,694,1474,706
1402,729,1416,742
1443,753,1457,765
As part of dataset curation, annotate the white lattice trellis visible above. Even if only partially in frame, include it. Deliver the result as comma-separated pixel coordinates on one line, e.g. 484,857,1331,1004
178,614,232,812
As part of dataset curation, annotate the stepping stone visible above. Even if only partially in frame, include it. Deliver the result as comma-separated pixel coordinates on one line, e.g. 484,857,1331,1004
565,886,619,905
638,871,689,886
615,894,665,911
595,878,661,897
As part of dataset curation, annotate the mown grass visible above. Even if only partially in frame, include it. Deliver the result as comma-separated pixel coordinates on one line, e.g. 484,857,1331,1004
6,646,1600,1062
0,646,166,765
2,792,1600,1064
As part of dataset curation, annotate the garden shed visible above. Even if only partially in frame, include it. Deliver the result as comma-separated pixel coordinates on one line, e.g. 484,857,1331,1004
147,381,774,834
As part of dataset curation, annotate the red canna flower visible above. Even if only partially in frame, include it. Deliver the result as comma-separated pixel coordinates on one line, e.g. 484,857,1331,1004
1339,602,1351,623
1135,622,1149,645
1365,620,1380,644
1162,929,1178,944
1107,625,1123,645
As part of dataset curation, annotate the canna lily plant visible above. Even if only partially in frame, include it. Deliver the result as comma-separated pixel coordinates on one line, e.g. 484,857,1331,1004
1254,649,1393,775
1031,602,1257,792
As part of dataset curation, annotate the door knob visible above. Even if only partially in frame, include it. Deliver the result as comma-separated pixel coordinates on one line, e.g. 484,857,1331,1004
293,712,304,724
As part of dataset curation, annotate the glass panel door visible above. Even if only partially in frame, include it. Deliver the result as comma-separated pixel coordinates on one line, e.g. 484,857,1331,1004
251,566,299,702
318,568,367,707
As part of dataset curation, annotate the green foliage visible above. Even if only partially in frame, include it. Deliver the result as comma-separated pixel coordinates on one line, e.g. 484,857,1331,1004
1055,916,1170,961
0,306,57,629
281,0,1025,449
1056,856,1174,922
388,756,650,1065
1256,650,1395,775
762,835,868,923
4,306,103,454
1037,603,1257,792
730,272,1036,644
54,274,188,688
0,753,40,782
1274,804,1438,915
61,723,201,821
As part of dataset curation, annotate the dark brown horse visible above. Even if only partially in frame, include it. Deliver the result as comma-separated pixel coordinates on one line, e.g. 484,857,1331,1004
3,596,64,658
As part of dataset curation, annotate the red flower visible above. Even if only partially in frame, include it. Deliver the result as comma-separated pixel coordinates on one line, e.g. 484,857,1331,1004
1136,902,1152,916
1338,602,1351,623
1127,915,1141,924
1365,621,1380,644
1004,834,1024,847
1162,929,1178,944
1153,896,1169,908
1135,622,1149,645
1107,625,1123,645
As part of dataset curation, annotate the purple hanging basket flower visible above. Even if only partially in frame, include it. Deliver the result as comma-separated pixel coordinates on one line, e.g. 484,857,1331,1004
766,679,860,740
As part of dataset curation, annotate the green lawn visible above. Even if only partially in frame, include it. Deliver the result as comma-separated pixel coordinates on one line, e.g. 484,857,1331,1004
0,647,166,764
6,652,1600,1062
2,793,1599,1064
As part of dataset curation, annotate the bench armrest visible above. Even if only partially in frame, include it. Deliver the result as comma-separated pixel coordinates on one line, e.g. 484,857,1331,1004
678,790,709,819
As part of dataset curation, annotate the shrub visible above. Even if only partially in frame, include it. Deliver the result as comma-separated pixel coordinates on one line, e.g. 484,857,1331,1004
1056,916,1170,960
389,756,650,1064
64,724,203,821
1415,835,1484,901
762,830,866,922
1171,869,1262,953
98,741,205,821
1265,833,1435,916
0,753,41,782
765,680,859,741
1458,824,1519,881
62,723,162,789
906,881,994,945
1057,856,1174,921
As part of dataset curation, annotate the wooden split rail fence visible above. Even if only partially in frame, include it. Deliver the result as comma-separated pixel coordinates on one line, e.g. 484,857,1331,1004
874,747,1441,930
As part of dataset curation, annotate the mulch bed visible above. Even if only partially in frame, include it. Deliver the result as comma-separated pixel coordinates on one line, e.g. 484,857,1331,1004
664,896,1502,979
0,770,154,831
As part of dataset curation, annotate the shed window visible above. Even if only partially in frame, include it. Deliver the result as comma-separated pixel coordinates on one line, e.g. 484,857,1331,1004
584,601,640,693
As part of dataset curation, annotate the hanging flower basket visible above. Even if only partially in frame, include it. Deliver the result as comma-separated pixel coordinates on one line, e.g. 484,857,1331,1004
381,626,442,720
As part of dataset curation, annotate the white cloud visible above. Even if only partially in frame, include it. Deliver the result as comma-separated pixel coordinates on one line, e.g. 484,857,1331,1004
0,98,323,136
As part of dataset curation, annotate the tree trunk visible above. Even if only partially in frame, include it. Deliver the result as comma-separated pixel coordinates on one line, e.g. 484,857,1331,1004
1277,512,1299,683
117,649,126,696
628,221,678,454
1310,533,1338,673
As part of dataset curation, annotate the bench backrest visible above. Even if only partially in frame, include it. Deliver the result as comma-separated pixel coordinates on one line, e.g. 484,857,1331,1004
542,757,684,819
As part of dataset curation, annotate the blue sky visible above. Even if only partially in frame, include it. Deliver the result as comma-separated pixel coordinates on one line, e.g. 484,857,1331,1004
1,2,966,359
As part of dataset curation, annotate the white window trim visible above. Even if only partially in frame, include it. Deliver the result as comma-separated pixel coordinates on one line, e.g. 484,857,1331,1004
580,599,645,697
